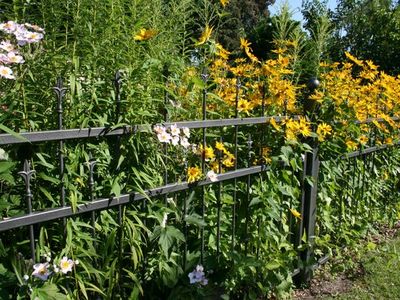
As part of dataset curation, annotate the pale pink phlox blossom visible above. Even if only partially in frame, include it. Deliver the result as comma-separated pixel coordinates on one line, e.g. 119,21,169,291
0,40,15,52
170,124,180,137
15,28,44,45
153,125,166,135
157,131,172,143
0,54,9,64
182,127,190,138
59,256,74,274
206,170,218,182
0,65,15,79
32,262,51,280
171,135,180,146
180,137,191,149
7,51,24,64
188,264,208,285
0,21,18,34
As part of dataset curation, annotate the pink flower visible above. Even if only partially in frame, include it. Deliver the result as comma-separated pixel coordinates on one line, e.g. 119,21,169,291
7,52,24,64
0,40,15,52
32,263,51,280
206,170,218,182
171,135,180,146
0,21,17,34
0,66,15,79
157,131,172,143
59,256,74,274
170,124,180,136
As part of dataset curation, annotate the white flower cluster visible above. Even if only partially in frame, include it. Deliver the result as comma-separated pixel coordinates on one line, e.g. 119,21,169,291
154,124,191,148
30,254,78,281
0,21,44,80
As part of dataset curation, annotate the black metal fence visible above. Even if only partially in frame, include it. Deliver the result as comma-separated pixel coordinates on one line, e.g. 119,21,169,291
0,73,399,297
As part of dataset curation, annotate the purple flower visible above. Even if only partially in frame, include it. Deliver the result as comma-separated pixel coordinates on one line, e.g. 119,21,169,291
188,264,208,285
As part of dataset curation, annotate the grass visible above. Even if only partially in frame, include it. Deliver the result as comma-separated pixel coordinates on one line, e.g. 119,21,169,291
324,234,400,299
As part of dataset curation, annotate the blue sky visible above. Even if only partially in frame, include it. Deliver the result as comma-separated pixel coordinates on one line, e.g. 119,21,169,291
270,0,338,22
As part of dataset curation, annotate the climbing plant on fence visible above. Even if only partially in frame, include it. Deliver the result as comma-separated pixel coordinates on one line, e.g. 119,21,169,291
1,4,400,299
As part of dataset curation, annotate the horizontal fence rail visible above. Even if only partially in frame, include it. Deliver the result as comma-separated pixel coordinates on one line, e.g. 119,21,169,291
0,164,270,231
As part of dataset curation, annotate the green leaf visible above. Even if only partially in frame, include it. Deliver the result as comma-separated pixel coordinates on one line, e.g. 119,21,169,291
0,124,28,143
185,213,206,227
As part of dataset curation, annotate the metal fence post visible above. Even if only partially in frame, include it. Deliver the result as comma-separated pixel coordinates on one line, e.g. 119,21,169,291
298,78,320,283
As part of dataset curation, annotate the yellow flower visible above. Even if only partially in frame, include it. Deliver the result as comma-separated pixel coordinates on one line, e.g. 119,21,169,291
262,147,272,164
187,166,202,183
297,117,312,137
216,43,230,60
134,28,157,41
269,118,281,131
317,123,332,142
196,25,213,46
220,0,229,7
290,208,301,220
240,38,251,49
345,52,363,67
237,99,252,115
384,137,393,145
215,141,226,153
358,135,368,145
222,154,235,168
346,140,358,151
204,145,215,161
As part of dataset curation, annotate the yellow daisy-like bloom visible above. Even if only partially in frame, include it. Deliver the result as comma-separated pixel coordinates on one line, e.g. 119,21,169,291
384,137,393,145
222,154,235,168
237,99,252,115
316,123,332,142
269,118,281,131
240,38,251,49
196,25,213,46
215,141,226,153
297,117,312,137
358,135,368,145
216,43,230,60
345,52,363,67
187,166,202,183
346,140,358,151
220,0,229,7
134,28,157,41
204,146,216,161
290,208,301,220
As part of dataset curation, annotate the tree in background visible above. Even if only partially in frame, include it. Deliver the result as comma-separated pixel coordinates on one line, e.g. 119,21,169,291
329,0,400,74
217,0,276,51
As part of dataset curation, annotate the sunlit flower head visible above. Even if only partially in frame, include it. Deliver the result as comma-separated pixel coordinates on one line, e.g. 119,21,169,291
7,52,24,64
0,21,17,34
187,166,202,183
171,135,180,146
59,256,74,274
170,124,180,136
0,65,15,79
134,28,157,41
196,25,213,46
0,40,15,52
157,131,172,143
32,263,51,280
206,170,218,182
290,208,301,220
220,0,229,7
180,137,191,149
182,127,190,138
